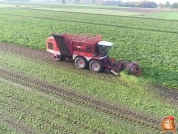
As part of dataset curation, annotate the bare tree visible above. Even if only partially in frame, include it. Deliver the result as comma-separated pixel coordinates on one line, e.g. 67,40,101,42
159,3,164,10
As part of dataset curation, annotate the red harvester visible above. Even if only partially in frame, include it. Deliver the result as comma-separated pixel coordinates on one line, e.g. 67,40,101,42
46,33,142,76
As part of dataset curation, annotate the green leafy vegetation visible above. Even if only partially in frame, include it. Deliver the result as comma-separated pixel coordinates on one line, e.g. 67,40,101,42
0,124,17,134
0,3,178,133
139,12,178,20
0,9,177,89
0,80,152,134
0,50,177,119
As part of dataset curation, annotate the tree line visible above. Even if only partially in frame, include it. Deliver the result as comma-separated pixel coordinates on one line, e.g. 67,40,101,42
119,1,178,9
159,1,178,10
118,1,157,8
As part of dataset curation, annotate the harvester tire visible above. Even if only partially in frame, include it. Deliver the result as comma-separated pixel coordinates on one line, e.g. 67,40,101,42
89,60,104,72
74,57,87,69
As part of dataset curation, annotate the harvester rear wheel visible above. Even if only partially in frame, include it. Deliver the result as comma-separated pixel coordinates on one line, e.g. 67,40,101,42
74,57,87,69
89,60,104,72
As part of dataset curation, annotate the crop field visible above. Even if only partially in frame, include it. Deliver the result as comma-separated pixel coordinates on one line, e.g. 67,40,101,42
0,8,178,88
139,11,178,20
0,2,178,134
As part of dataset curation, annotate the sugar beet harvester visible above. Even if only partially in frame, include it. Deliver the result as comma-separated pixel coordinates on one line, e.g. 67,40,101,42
46,33,142,76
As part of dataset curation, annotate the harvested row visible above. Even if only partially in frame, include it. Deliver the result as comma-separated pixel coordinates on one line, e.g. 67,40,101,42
0,67,161,132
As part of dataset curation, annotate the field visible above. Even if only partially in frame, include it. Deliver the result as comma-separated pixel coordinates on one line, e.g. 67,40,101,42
0,1,178,134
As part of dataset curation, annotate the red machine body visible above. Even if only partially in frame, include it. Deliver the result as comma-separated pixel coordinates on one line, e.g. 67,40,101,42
46,33,142,76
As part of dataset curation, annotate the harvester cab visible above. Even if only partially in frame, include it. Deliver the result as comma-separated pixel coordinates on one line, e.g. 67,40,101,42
95,41,113,57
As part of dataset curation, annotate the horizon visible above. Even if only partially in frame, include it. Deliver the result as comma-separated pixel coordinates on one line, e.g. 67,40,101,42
122,0,178,4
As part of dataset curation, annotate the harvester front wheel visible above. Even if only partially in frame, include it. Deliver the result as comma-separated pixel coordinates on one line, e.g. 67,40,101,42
89,60,104,72
74,57,87,69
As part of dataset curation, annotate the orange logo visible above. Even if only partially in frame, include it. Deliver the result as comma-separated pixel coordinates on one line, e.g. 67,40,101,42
160,116,177,133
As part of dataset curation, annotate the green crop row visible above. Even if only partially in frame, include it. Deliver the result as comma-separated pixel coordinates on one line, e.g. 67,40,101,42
0,50,177,120
0,124,17,134
0,13,177,89
0,8,178,33
139,12,178,20
0,80,150,134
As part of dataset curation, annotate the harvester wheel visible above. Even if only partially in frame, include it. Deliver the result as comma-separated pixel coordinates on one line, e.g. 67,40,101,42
74,57,87,69
89,60,104,72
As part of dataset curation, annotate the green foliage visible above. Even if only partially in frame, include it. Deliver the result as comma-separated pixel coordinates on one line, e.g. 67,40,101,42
0,81,148,134
171,2,178,10
136,1,157,8
0,9,177,89
164,1,170,8
119,1,157,8
0,124,17,134
140,12,178,20
0,51,177,118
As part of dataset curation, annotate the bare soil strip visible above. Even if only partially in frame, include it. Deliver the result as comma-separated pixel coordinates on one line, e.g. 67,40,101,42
0,66,161,132
0,77,154,134
0,109,38,134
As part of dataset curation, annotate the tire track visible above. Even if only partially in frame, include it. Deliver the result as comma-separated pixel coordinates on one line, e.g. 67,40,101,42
0,67,161,132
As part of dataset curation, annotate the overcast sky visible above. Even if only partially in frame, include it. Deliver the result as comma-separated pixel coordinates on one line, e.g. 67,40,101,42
122,0,177,4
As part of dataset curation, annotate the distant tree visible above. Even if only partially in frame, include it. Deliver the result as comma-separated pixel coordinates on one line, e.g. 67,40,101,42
76,0,80,3
164,1,170,8
61,0,65,4
96,0,104,5
159,3,164,10
136,1,157,8
119,1,156,8
171,2,178,10
91,0,96,4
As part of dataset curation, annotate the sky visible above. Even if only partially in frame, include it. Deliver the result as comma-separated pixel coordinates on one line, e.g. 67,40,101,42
122,0,177,4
